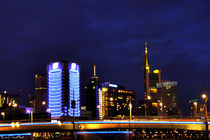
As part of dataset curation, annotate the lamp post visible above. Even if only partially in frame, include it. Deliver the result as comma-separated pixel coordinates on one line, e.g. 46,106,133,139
159,102,163,117
202,93,208,139
1,112,5,121
27,110,33,123
193,102,197,117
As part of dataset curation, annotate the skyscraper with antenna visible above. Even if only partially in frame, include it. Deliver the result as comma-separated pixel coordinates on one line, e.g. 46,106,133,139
143,41,150,101
85,65,100,119
143,41,162,116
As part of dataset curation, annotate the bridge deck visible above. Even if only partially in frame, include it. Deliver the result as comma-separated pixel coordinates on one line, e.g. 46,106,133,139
0,119,209,133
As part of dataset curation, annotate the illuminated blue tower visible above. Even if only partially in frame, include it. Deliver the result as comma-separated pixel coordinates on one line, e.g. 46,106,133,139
69,63,80,117
48,61,80,118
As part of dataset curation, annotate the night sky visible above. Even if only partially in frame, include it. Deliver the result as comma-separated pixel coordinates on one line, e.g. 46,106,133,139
1,1,210,108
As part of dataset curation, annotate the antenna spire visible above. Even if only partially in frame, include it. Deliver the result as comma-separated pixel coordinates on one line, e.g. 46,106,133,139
145,40,148,54
203,81,206,92
94,65,96,77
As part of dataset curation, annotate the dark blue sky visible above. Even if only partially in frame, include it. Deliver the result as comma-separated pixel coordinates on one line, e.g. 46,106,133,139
1,1,210,106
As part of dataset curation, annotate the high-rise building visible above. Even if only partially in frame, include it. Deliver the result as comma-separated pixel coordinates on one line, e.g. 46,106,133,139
143,41,150,101
157,81,178,116
85,65,99,119
48,61,80,118
98,82,135,119
35,74,47,113
143,41,161,116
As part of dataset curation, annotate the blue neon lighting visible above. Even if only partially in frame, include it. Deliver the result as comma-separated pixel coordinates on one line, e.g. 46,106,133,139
77,131,132,134
0,124,13,127
20,122,58,126
0,133,32,137
69,63,80,117
62,122,72,124
48,62,62,118
109,84,118,88
74,121,204,124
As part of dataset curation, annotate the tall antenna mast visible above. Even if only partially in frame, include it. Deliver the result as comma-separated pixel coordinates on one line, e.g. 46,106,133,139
94,65,96,77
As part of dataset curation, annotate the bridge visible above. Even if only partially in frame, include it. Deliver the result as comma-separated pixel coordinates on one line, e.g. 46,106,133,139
0,119,209,133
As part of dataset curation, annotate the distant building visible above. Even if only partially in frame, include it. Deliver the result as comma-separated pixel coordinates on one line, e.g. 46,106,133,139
157,81,178,116
28,94,35,108
135,99,146,116
35,74,47,113
85,65,99,119
47,61,80,118
0,91,19,108
98,82,135,119
80,106,92,120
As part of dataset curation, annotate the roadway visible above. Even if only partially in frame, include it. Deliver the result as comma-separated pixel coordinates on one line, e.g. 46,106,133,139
0,119,209,133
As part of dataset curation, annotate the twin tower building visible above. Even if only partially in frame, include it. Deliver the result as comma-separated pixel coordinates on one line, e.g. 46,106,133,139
48,61,80,118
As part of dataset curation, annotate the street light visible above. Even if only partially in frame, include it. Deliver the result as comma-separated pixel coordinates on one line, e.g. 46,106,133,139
1,112,5,121
27,110,33,123
201,93,208,139
159,102,163,116
193,102,197,117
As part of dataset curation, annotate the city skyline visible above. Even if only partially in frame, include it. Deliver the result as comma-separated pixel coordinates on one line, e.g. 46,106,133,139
1,1,210,106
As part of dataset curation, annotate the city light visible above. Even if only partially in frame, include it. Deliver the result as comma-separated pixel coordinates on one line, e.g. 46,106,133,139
15,122,20,128
42,101,46,105
202,94,207,99
11,122,15,128
98,89,103,119
109,84,118,88
57,121,62,126
153,69,159,73
13,103,18,107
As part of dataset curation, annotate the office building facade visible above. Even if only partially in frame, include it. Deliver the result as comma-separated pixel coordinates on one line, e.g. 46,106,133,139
48,61,80,118
98,82,135,119
35,74,47,113
157,81,178,116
